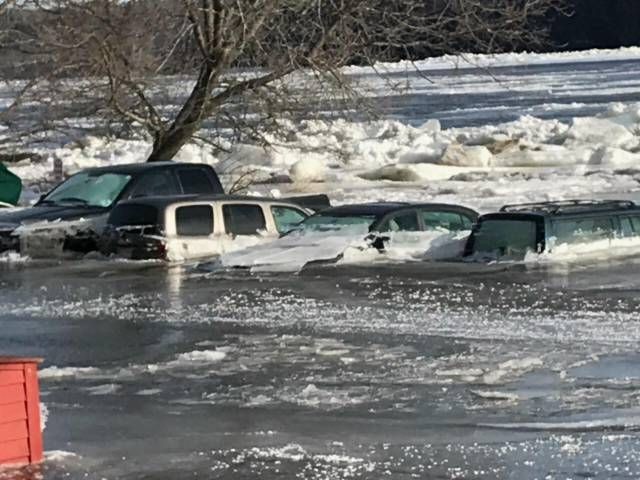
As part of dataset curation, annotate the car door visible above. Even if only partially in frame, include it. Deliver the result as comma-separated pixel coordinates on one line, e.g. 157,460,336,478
167,203,218,261
220,203,274,253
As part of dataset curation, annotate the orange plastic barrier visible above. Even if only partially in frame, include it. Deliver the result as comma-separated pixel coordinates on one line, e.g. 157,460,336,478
0,357,43,468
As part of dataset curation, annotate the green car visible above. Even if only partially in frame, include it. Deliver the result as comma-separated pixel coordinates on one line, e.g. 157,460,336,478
464,200,640,260
0,163,22,206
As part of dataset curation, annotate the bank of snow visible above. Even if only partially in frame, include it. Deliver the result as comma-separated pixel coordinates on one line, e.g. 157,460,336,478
344,46,640,74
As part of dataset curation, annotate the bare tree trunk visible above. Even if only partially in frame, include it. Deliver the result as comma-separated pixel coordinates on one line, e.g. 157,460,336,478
147,63,218,161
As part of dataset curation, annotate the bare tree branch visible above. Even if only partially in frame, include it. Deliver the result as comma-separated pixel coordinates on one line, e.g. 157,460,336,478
0,0,569,161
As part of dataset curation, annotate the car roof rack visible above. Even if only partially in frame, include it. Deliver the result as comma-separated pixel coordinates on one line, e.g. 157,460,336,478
499,199,637,214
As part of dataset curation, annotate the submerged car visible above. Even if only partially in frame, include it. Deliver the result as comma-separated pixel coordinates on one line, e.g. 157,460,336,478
219,202,479,271
0,162,223,257
295,202,477,235
464,199,640,260
99,194,329,261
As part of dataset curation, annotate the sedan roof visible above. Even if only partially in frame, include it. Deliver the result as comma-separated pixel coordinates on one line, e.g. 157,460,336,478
315,202,476,218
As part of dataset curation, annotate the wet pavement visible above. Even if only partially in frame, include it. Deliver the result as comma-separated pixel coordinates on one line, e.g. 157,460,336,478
1,256,640,479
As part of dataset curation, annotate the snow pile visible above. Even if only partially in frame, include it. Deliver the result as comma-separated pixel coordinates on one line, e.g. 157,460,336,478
11,136,219,185
198,102,640,196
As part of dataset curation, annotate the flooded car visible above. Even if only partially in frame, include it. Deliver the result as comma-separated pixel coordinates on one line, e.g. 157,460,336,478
99,195,327,261
0,162,224,258
218,202,478,271
464,199,640,261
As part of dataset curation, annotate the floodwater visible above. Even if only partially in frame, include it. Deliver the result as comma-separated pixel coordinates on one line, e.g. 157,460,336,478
1,255,640,479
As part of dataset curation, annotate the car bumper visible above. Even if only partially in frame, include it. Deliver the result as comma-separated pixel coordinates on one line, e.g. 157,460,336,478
99,231,166,260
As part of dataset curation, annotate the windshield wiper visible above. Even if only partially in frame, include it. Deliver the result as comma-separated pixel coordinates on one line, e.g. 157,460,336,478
56,197,90,205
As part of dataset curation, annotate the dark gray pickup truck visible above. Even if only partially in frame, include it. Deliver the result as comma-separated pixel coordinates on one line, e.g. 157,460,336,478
0,161,224,257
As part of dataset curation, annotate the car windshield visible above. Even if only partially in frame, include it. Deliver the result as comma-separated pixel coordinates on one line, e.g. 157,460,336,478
297,214,377,233
471,218,538,259
42,172,132,208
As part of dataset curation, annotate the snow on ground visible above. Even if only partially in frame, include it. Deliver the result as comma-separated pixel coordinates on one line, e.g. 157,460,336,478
344,46,640,74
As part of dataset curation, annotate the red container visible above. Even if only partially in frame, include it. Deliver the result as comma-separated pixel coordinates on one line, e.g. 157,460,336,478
0,357,44,468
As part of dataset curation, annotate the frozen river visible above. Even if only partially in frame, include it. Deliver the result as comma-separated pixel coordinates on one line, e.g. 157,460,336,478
348,55,640,128
1,256,640,479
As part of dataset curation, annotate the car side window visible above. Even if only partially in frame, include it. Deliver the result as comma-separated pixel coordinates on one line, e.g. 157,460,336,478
422,211,470,231
380,211,420,232
630,216,640,234
553,217,615,244
129,171,180,198
176,205,214,236
178,168,216,194
271,206,307,233
621,217,635,237
223,204,266,235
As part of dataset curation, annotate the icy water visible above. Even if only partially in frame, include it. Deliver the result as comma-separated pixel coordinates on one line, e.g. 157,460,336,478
1,256,640,480
357,58,640,128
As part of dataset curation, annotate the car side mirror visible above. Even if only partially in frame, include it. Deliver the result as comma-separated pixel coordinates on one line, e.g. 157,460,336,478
366,234,390,252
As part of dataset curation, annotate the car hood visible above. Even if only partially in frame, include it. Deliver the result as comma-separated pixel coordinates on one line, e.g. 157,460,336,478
0,205,107,230
220,230,368,272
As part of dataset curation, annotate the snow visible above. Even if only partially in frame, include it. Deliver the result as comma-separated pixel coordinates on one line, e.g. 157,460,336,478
171,349,227,364
343,46,640,74
289,157,326,183
44,450,78,462
219,228,369,272
526,236,640,264
39,366,101,379
40,402,49,431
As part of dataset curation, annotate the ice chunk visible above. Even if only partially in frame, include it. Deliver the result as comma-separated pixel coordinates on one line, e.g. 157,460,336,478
289,157,326,183
564,117,635,148
590,146,640,166
440,143,493,167
358,165,422,182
